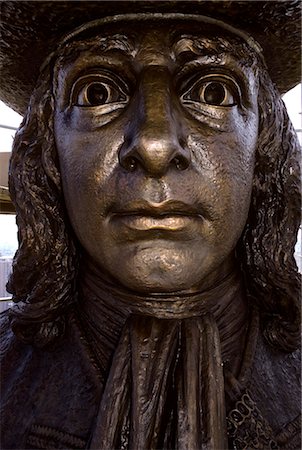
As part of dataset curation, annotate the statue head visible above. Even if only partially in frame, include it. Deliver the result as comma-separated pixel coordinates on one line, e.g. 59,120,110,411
1,4,300,351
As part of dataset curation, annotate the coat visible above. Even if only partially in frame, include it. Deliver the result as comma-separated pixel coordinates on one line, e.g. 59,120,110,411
1,308,300,450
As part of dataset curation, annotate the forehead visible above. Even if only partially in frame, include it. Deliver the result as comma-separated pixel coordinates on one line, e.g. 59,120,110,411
55,19,258,71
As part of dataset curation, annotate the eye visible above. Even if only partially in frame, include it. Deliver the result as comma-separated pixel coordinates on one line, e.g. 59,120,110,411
181,74,240,107
71,72,129,107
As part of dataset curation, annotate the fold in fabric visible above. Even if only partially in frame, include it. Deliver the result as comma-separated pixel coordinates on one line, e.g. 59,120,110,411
90,314,227,450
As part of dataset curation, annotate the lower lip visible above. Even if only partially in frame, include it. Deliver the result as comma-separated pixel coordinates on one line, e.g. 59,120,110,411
112,214,202,232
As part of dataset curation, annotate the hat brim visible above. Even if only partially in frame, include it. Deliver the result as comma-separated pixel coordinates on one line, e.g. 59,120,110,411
0,1,301,115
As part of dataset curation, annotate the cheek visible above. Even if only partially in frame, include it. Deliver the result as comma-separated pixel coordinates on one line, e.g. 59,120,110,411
226,118,258,210
189,116,257,238
54,114,125,204
218,132,256,235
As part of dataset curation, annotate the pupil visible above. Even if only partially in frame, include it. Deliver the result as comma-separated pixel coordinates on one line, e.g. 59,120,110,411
87,83,108,105
203,82,226,105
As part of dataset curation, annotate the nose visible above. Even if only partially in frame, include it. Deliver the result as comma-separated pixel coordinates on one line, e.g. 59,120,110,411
119,67,190,177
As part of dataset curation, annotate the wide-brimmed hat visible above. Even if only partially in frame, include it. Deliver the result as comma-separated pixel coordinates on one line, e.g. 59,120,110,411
0,1,301,115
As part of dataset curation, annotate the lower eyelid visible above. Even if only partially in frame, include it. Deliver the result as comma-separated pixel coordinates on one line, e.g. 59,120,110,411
180,105,234,133
66,104,128,131
182,91,236,107
181,100,235,118
75,102,128,112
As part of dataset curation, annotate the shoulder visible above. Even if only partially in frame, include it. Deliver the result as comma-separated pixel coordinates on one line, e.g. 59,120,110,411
0,309,102,449
0,310,32,376
249,332,300,447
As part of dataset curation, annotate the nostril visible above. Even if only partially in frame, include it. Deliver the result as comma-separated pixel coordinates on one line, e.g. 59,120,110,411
122,155,138,172
172,155,190,171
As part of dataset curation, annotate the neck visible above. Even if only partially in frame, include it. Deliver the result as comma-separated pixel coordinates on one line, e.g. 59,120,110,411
78,258,249,375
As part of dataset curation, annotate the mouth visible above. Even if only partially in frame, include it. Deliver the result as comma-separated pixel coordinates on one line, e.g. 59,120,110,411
110,200,204,233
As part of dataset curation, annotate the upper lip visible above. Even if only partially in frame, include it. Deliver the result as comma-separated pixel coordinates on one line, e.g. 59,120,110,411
110,200,204,218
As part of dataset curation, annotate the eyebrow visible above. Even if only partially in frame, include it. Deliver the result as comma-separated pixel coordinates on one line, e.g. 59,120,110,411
55,33,138,68
96,34,138,57
172,35,246,61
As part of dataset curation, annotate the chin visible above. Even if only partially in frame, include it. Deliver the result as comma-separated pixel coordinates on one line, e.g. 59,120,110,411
107,248,214,294
96,239,234,294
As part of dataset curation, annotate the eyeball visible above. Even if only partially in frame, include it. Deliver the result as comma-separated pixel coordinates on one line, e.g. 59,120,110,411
71,72,129,107
200,81,233,106
80,82,111,106
182,74,240,107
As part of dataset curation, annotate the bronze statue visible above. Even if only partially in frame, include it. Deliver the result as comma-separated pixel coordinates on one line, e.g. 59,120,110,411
0,2,301,449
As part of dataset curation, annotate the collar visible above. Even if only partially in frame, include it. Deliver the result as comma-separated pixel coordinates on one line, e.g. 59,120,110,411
77,259,249,375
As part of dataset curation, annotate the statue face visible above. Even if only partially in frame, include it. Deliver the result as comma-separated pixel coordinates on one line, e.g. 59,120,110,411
54,20,259,293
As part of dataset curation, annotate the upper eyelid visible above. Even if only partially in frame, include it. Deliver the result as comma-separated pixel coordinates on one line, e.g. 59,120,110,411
71,72,127,90
182,73,240,89
178,67,238,85
176,61,245,89
69,71,131,106
69,66,133,91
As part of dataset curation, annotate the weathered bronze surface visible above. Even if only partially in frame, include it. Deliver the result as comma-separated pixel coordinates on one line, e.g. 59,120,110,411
0,3,301,450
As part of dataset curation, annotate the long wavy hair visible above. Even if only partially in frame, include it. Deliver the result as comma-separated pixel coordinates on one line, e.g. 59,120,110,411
7,44,301,352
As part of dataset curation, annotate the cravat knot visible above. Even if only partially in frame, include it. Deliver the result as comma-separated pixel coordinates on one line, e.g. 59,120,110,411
90,314,228,450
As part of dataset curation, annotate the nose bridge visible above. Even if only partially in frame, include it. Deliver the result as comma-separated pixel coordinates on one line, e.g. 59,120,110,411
119,66,190,176
139,66,175,137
